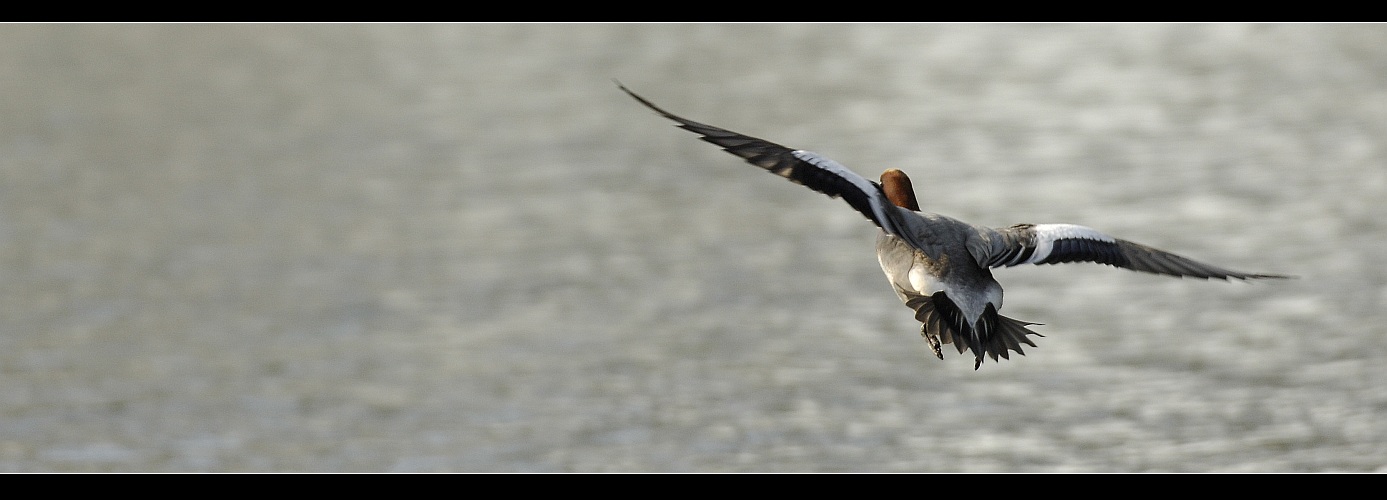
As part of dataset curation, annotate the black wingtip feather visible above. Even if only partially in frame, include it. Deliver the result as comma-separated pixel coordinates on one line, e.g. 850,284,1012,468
620,85,905,235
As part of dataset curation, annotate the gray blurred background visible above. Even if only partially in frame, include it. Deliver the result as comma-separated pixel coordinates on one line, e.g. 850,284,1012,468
1,24,1383,472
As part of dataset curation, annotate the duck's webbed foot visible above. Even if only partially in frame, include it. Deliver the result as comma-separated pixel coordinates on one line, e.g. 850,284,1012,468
920,325,943,360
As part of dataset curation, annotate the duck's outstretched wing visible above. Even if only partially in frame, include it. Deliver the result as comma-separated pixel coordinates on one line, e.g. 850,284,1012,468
977,223,1291,280
619,83,919,242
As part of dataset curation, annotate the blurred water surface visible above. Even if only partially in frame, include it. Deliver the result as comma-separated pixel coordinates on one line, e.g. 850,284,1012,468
1,24,1384,472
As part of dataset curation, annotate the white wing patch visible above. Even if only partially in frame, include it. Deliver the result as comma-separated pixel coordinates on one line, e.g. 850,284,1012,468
789,150,899,235
1026,224,1115,265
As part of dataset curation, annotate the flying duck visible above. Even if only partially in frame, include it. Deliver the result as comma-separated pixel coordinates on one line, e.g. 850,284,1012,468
620,84,1290,369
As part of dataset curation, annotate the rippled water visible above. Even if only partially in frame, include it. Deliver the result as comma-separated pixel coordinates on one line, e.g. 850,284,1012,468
1,24,1384,472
